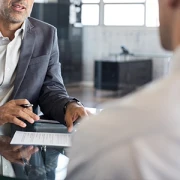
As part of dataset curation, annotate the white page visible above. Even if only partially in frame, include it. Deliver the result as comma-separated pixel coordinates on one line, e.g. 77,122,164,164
10,131,72,147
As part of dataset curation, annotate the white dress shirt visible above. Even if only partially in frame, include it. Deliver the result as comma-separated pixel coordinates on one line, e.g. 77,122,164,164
0,23,25,106
66,47,180,180
0,23,25,136
0,23,25,178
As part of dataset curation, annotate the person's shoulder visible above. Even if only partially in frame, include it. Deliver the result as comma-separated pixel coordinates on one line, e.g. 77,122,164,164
77,76,177,140
27,17,56,31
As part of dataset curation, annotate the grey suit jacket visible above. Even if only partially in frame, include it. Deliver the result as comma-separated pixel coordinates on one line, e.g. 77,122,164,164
9,17,74,127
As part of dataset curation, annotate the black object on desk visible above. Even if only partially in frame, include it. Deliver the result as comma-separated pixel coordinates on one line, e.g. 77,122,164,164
94,59,152,92
11,117,68,180
0,176,25,180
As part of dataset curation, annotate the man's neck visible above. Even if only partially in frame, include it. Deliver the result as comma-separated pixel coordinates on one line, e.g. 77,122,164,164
0,18,23,41
171,10,180,51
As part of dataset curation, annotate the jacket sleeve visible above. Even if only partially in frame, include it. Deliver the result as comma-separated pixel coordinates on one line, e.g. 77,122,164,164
38,28,74,124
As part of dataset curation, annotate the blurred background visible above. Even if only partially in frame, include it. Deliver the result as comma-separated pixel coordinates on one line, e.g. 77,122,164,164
32,0,172,108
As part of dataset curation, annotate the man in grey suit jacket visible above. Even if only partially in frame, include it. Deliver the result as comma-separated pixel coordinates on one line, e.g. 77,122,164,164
0,0,90,177
0,1,89,134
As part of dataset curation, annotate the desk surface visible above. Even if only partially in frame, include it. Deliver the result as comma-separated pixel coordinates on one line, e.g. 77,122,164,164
0,135,69,180
0,107,98,180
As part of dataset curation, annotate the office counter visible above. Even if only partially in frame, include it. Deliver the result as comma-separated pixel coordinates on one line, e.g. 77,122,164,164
94,59,152,93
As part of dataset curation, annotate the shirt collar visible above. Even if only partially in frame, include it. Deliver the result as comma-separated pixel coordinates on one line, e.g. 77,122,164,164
14,21,26,39
0,32,9,41
21,21,26,39
0,21,26,41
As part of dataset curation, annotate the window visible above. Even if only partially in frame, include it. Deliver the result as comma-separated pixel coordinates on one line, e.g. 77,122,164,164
81,0,159,27
104,4,144,26
81,4,99,25
146,0,159,27
81,0,100,26
104,0,145,26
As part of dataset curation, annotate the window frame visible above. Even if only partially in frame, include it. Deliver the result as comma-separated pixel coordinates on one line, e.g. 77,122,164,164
81,0,159,28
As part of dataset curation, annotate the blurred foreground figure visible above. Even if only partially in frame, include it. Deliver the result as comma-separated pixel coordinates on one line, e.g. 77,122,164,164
66,0,180,179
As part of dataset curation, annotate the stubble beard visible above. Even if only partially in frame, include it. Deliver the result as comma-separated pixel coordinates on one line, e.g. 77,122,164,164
2,7,28,24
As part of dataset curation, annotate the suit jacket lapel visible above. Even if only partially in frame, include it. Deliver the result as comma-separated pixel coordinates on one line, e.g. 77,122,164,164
11,18,36,99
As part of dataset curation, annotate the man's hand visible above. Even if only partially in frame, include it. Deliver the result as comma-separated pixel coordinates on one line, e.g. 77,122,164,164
65,102,91,132
0,136,38,165
0,99,39,128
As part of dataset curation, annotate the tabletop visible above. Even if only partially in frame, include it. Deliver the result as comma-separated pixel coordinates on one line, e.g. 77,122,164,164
0,135,69,180
0,107,99,180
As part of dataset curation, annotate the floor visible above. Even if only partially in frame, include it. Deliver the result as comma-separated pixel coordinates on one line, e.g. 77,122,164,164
66,85,127,109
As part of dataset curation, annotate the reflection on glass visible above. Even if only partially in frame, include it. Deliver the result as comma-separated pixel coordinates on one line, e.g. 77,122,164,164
24,147,61,180
81,4,99,26
0,135,68,180
104,4,144,26
146,0,159,27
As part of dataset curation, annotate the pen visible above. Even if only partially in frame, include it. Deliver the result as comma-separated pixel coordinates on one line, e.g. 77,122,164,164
20,104,33,108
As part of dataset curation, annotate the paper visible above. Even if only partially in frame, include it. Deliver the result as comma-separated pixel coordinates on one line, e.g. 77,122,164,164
10,131,72,147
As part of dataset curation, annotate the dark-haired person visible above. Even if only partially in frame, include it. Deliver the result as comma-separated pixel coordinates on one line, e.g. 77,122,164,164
66,0,180,179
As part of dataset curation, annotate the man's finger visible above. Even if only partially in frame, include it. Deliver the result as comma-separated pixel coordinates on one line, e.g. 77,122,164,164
13,107,39,124
9,116,27,128
76,108,89,118
12,145,23,151
22,108,40,121
65,115,74,132
27,146,39,155
20,146,39,160
67,125,73,133
85,109,93,116
14,99,31,106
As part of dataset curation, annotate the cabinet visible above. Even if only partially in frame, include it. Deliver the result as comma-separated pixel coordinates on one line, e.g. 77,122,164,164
94,60,152,91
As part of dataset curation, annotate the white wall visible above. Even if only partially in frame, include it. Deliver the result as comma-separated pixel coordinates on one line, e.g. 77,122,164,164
82,26,172,83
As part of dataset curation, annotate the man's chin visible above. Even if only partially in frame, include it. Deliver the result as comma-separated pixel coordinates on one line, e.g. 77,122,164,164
9,17,26,24
6,12,27,23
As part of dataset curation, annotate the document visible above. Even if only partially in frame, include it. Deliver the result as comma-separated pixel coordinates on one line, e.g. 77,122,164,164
10,131,72,147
